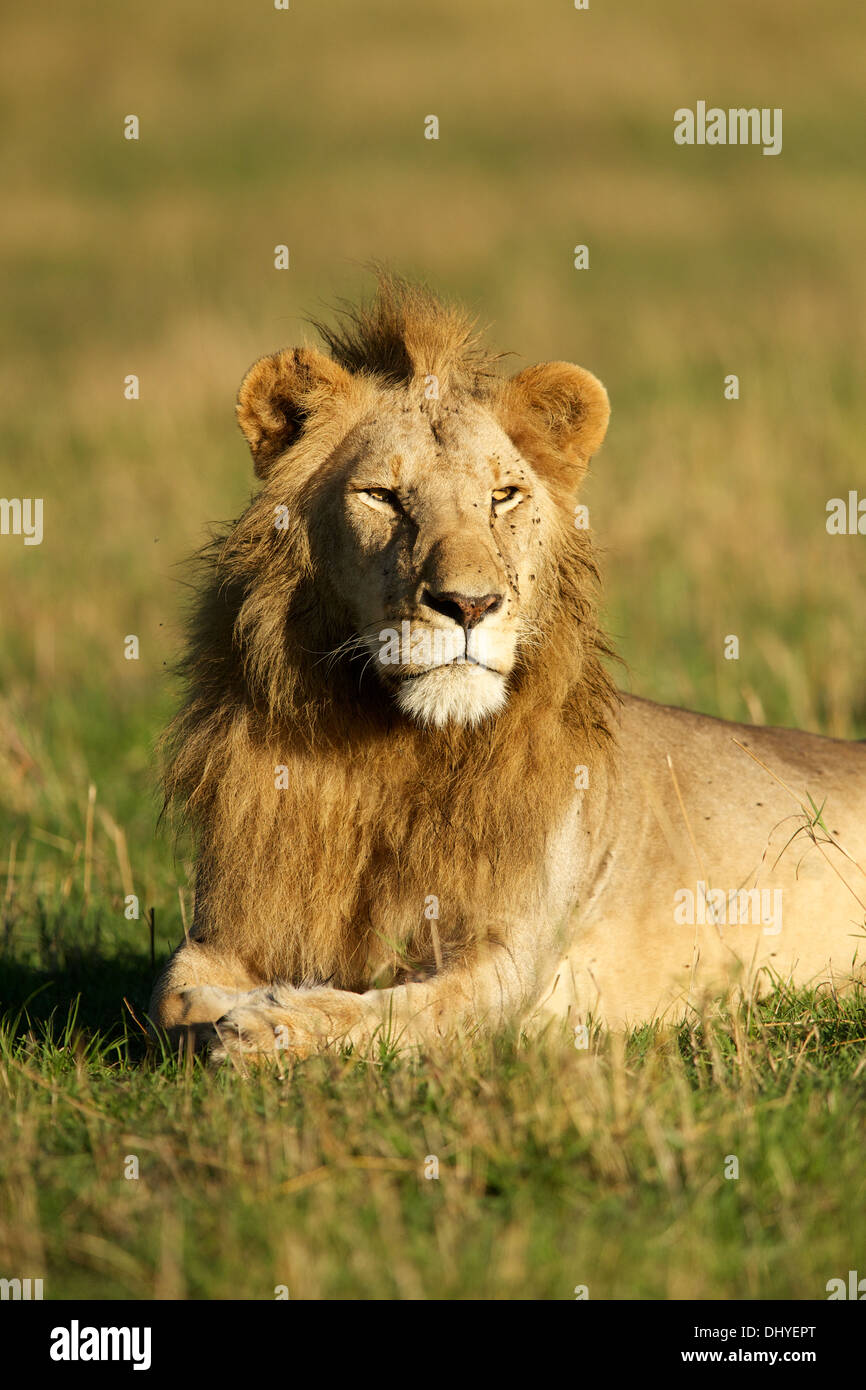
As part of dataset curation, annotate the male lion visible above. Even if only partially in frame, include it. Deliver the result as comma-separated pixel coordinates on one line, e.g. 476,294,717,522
151,274,866,1062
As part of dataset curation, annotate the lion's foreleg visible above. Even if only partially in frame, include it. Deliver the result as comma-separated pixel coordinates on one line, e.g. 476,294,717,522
209,949,528,1062
148,939,265,1053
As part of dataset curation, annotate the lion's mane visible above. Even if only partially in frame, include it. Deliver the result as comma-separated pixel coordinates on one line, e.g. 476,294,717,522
163,276,617,988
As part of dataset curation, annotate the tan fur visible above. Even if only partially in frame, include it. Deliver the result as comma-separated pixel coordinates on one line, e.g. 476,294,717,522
150,274,866,1061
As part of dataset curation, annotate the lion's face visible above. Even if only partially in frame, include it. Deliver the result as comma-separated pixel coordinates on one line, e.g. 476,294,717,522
235,320,610,731
323,401,554,727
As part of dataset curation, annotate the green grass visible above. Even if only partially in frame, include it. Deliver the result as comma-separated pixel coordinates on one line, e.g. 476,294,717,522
2,922,865,1299
1,0,865,1299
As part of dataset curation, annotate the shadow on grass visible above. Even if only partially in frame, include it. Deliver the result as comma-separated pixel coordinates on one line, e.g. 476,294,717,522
0,895,183,1052
0,947,170,1049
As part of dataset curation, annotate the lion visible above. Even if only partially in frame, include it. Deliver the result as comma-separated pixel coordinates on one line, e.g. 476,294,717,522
150,273,866,1062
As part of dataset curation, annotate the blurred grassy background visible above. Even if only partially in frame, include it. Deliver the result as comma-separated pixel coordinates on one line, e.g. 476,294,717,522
1,0,865,945
1,0,865,1303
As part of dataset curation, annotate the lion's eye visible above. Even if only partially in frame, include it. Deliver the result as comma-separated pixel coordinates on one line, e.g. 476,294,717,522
491,486,523,515
357,487,402,515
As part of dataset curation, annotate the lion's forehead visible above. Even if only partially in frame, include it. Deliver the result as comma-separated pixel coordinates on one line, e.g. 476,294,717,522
354,401,529,486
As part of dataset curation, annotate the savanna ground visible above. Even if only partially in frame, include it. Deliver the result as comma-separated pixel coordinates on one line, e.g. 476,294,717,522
1,0,865,1299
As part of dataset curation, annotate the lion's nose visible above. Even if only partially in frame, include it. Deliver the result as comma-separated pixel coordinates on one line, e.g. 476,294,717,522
422,589,503,629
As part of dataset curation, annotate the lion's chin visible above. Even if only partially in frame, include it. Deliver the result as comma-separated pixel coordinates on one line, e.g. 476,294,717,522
395,662,508,729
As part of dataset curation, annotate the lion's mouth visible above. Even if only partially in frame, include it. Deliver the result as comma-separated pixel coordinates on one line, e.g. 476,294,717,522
399,655,505,680
372,619,507,677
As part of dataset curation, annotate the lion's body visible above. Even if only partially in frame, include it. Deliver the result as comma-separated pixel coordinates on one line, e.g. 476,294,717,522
536,696,866,1029
150,276,866,1059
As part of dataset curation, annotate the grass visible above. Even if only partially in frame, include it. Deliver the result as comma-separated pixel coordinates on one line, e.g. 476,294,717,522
1,0,865,1299
2,930,865,1299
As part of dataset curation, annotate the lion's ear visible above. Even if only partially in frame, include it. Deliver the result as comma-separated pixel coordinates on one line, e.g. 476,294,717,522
236,346,352,478
500,361,610,471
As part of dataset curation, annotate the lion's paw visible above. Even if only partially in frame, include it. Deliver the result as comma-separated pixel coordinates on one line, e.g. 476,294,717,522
177,984,261,1022
209,995,317,1066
